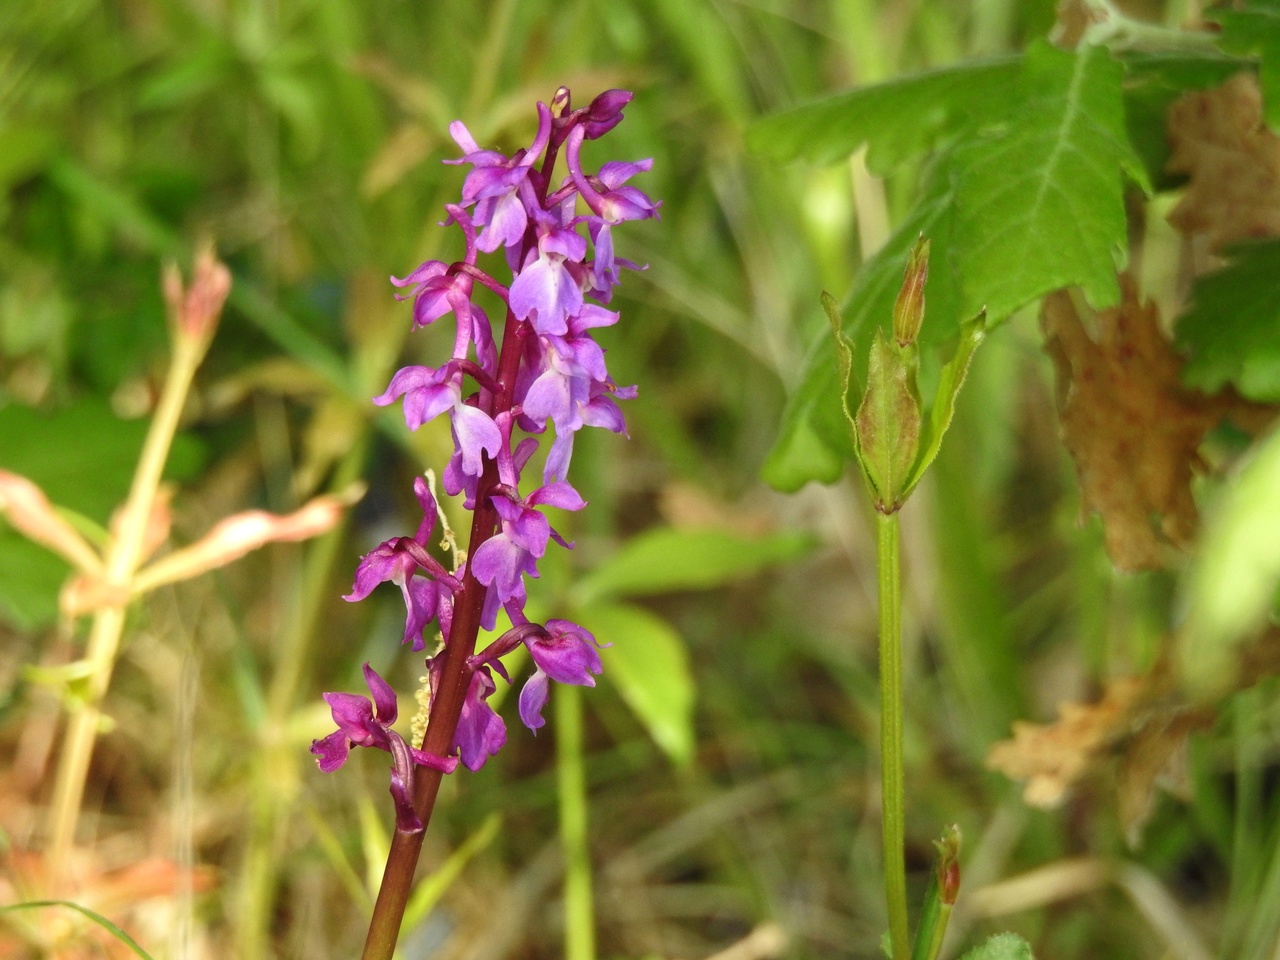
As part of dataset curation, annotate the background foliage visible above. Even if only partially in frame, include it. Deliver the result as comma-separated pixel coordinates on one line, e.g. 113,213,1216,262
3,1,1280,959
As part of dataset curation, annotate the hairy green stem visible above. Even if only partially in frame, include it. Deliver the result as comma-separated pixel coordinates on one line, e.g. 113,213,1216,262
878,510,909,960
557,683,595,960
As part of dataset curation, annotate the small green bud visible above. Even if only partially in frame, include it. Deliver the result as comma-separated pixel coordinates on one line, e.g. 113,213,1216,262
934,824,961,906
854,329,921,512
892,235,930,347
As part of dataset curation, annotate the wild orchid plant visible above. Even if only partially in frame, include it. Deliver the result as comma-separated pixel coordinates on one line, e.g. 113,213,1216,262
310,87,658,958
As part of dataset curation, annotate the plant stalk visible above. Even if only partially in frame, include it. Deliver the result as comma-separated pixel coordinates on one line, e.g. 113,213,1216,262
360,115,565,960
46,336,203,890
878,510,909,960
359,296,527,959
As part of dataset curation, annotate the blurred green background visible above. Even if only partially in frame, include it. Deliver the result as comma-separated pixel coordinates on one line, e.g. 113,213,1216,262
4,1,1254,959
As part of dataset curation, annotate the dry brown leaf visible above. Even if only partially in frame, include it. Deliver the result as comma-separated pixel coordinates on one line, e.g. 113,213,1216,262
1041,276,1225,570
986,670,1212,845
1167,72,1280,251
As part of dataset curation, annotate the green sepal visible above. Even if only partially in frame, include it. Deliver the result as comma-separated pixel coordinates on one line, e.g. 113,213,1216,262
901,309,987,501
854,329,922,512
823,290,860,435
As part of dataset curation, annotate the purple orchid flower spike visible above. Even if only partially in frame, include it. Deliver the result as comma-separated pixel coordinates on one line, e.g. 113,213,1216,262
318,94,656,924
310,663,458,832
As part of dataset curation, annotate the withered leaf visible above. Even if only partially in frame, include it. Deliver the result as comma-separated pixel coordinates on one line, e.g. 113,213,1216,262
1041,276,1224,571
986,671,1212,846
1167,72,1280,251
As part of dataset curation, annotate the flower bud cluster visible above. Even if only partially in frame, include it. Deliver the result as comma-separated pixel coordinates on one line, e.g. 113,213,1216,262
311,89,658,829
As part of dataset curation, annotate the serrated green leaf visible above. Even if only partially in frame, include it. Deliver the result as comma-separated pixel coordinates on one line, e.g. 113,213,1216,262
958,933,1034,960
1179,426,1280,700
764,161,961,492
584,601,695,766
952,41,1148,322
747,56,1021,174
1210,0,1280,128
576,527,813,604
1175,239,1280,401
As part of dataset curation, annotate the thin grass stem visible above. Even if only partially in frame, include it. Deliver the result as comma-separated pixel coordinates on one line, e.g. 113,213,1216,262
557,682,595,960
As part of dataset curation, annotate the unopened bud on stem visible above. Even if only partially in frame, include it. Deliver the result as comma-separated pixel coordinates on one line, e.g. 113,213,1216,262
934,824,961,906
163,241,231,350
892,235,929,347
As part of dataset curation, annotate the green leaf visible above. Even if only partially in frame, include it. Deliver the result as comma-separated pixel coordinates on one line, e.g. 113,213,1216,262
1179,427,1280,699
584,601,695,767
0,901,156,960
951,41,1148,323
1175,239,1280,401
575,527,813,603
764,161,961,492
761,324,856,491
747,55,1022,174
958,933,1034,960
1210,0,1280,128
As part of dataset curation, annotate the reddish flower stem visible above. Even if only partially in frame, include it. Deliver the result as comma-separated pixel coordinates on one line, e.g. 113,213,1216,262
358,129,565,960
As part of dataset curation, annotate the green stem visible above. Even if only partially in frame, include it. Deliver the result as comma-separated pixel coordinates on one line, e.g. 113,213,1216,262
557,683,595,960
878,511,909,960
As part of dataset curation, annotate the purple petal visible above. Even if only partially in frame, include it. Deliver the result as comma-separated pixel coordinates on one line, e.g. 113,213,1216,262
343,543,408,602
362,663,399,724
310,729,351,772
391,259,446,289
454,669,507,771
518,667,550,731
542,430,576,485
510,256,582,336
522,368,575,428
471,534,539,603
401,576,440,650
412,476,438,544
452,404,502,479
597,157,653,189
528,481,587,512
528,621,603,687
